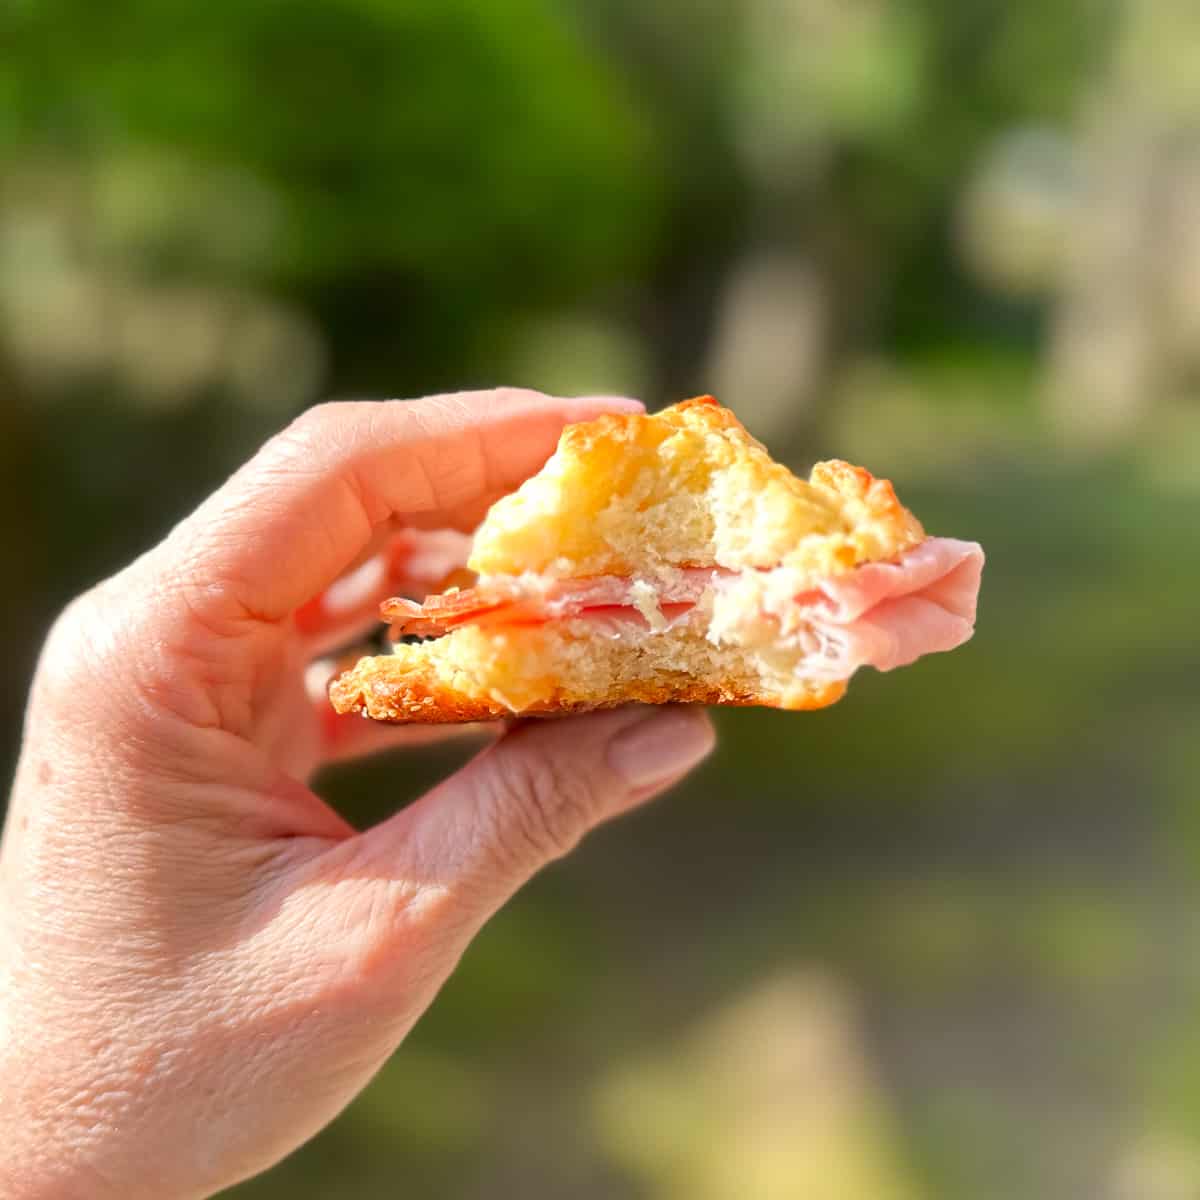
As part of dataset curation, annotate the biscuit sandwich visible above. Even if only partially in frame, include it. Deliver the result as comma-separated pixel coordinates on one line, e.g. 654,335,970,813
330,396,984,722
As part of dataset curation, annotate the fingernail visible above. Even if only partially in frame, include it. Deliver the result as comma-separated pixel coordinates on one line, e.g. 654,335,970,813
324,554,385,613
304,658,337,702
607,707,715,789
293,594,325,633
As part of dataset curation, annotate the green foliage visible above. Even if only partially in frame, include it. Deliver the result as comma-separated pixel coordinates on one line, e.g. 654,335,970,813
0,0,661,296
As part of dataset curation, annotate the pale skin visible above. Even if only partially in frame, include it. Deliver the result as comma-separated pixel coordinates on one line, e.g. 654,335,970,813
0,390,716,1200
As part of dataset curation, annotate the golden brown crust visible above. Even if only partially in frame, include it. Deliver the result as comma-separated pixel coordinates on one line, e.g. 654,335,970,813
806,458,925,572
329,651,847,723
467,395,924,580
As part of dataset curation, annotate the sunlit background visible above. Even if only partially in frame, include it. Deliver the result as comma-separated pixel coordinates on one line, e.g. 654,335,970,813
5,1,1200,1197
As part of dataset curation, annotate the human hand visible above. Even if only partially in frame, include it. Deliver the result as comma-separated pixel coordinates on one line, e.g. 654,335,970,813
0,391,716,1200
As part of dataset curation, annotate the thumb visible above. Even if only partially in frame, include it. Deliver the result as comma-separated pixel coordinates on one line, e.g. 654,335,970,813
363,705,715,918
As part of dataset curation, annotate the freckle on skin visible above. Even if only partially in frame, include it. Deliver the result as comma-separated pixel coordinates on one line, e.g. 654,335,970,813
37,761,54,786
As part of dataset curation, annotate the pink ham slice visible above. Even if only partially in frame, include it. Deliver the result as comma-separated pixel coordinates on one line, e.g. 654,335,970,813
381,537,984,680
802,537,982,625
382,574,654,636
795,538,983,677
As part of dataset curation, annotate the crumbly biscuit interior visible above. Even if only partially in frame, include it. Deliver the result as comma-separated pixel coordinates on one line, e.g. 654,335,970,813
385,597,836,713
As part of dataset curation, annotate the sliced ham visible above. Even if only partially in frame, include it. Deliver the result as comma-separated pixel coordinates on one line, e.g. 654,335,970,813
783,537,984,679
802,537,983,625
382,572,714,636
380,537,984,681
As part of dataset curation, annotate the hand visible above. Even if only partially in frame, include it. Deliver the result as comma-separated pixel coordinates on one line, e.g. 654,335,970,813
0,390,716,1200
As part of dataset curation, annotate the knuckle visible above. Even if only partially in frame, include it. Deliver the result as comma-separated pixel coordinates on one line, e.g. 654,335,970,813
491,749,598,866
44,588,95,650
32,569,196,745
40,578,131,685
493,385,542,403
264,401,378,494
232,402,357,504
291,398,342,433
342,880,465,998
490,386,545,412
37,596,91,691
273,399,377,462
275,401,343,455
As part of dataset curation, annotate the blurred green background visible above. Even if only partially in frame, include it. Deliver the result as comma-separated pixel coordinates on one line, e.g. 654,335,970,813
5,1,1200,1196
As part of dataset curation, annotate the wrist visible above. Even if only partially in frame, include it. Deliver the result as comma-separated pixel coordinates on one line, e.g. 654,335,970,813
0,1052,206,1200
0,970,126,1200
0,1161,109,1200
0,1094,117,1200
0,1059,120,1200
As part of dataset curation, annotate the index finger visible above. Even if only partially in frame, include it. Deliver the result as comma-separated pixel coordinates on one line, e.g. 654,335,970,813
152,389,642,626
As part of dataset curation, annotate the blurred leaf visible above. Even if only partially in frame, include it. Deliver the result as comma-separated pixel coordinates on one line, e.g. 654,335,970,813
0,0,662,296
